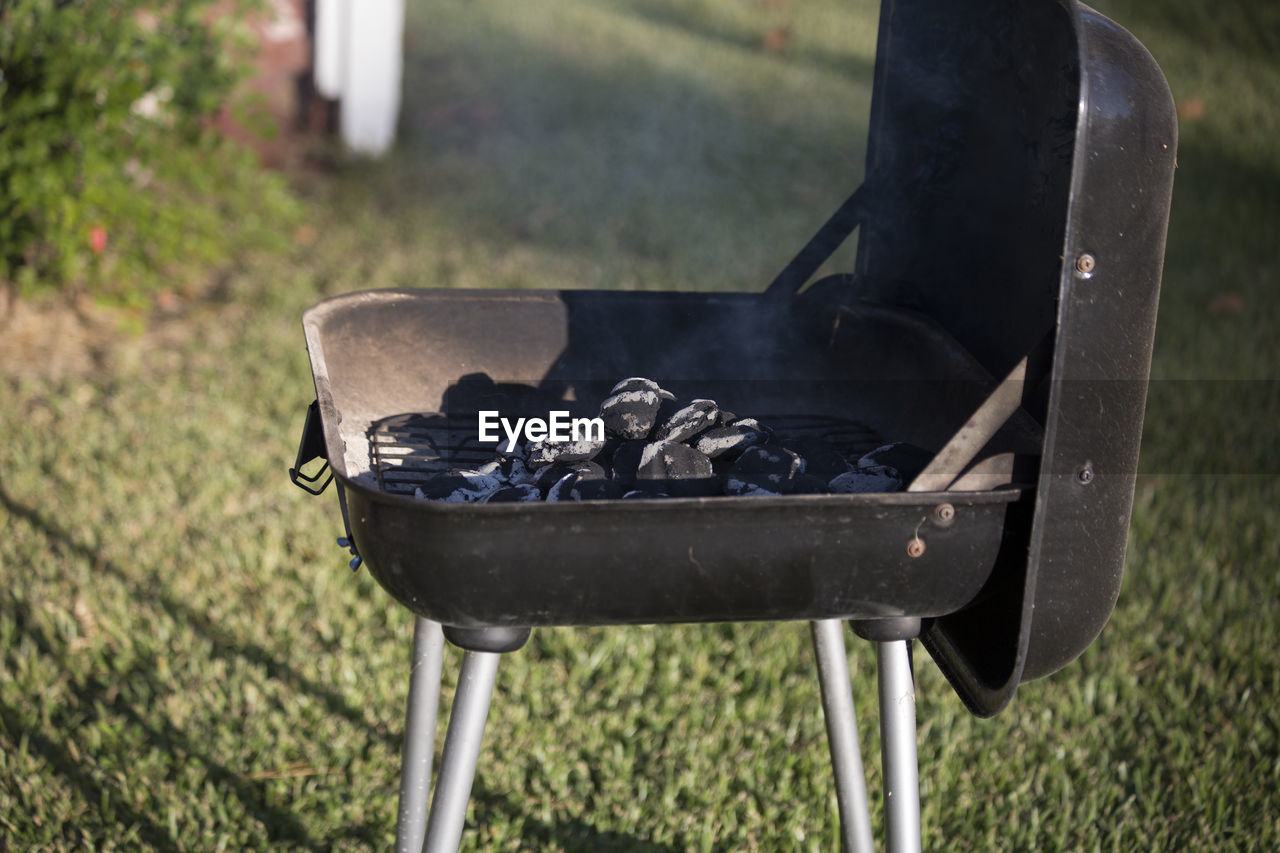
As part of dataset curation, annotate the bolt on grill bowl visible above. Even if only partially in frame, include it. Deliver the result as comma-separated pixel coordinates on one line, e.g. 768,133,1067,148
289,0,1176,848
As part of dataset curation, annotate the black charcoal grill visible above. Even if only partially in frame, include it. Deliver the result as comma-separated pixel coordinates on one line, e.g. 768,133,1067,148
289,1,1176,849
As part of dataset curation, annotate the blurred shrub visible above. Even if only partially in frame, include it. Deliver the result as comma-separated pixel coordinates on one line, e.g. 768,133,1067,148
0,0,298,307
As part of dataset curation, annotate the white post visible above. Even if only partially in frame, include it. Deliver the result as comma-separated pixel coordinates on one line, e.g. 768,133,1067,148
313,0,346,100
317,0,404,156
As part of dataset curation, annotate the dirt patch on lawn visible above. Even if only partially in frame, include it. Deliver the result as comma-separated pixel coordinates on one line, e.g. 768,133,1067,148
0,289,208,382
0,293,123,381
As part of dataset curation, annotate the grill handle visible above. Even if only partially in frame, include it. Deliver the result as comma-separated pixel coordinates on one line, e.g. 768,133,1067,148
289,399,334,495
290,400,361,569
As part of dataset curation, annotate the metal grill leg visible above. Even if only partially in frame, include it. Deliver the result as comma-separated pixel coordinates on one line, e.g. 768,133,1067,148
877,640,921,853
811,620,875,853
421,649,501,853
396,617,445,853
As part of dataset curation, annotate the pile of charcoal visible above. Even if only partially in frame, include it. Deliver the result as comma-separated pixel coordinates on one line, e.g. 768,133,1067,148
412,378,931,503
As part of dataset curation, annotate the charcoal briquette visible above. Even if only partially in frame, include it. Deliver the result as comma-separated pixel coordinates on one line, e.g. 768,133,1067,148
592,436,623,467
606,439,648,490
600,388,663,439
653,394,681,429
732,445,805,480
545,471,580,502
535,460,607,494
788,473,830,495
535,462,576,493
782,439,851,481
723,476,781,497
483,484,543,503
635,440,717,496
501,457,538,486
729,417,773,443
474,459,503,476
609,377,674,400
653,399,720,444
413,470,503,503
570,476,622,501
694,421,767,460
828,466,903,494
545,463,613,501
857,443,934,480
526,436,607,468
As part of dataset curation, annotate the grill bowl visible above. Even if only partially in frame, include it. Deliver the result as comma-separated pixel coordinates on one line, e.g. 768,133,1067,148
303,287,1034,627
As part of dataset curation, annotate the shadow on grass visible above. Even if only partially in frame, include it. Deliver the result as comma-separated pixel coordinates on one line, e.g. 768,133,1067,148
0,483,385,742
1160,133,1280,274
3,596,322,847
611,0,878,83
471,786,680,852
1095,0,1280,67
0,482,384,847
0,694,183,850
0,482,694,849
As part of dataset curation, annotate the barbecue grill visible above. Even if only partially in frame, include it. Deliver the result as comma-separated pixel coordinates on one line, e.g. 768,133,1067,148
289,0,1176,849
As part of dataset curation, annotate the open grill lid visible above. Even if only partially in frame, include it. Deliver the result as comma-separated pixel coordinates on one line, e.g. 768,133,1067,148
851,0,1176,714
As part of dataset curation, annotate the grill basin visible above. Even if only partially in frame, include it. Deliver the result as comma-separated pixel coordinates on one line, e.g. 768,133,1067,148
303,288,1035,627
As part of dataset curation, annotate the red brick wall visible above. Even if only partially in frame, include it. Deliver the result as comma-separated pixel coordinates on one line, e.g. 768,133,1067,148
213,0,314,167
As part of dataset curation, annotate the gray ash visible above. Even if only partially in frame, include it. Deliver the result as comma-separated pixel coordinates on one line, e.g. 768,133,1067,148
408,379,930,503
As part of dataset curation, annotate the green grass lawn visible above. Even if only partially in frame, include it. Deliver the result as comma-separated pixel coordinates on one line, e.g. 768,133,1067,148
2,0,1278,849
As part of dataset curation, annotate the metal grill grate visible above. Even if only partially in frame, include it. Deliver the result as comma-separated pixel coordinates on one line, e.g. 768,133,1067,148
768,414,884,459
368,412,884,497
370,413,495,495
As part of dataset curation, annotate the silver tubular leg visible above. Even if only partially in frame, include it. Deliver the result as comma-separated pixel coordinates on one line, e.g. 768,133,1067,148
422,650,501,853
877,640,921,853
396,617,445,853
810,620,876,853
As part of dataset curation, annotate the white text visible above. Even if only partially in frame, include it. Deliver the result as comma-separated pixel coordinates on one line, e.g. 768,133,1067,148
477,410,605,452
